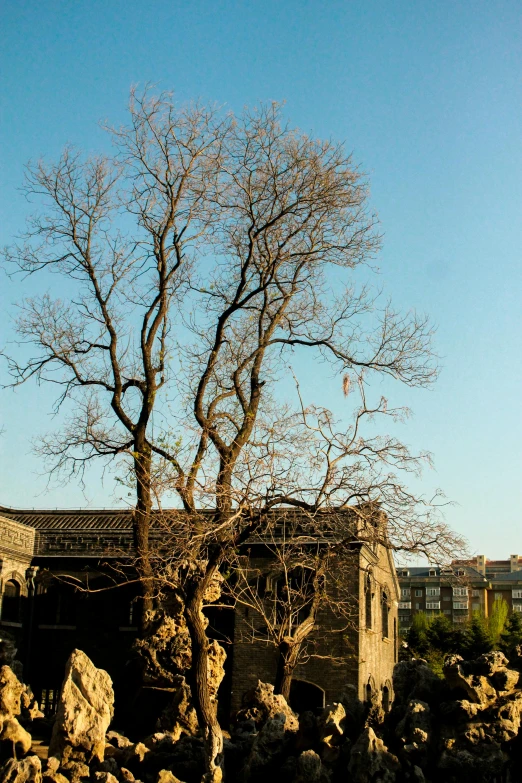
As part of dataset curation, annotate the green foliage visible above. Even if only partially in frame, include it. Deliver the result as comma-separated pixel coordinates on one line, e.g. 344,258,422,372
500,611,522,658
405,612,430,657
426,613,456,652
462,611,493,658
488,598,509,644
406,610,496,673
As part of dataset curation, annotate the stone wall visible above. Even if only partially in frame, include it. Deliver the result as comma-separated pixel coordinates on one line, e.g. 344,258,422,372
0,515,35,564
0,515,35,635
356,543,398,705
230,544,398,712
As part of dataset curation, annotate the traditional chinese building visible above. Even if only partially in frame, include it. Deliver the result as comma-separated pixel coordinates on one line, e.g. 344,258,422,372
0,504,399,716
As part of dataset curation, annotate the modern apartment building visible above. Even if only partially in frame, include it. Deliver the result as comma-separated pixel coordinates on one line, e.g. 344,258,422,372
397,555,522,634
396,564,488,633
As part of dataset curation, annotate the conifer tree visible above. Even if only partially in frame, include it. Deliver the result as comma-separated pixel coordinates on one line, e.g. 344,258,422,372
463,611,493,658
426,613,456,654
500,612,522,659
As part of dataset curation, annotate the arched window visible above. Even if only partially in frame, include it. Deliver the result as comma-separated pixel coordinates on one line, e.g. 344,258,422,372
366,681,373,703
382,684,390,713
382,590,389,638
394,618,398,662
2,580,21,623
365,573,372,629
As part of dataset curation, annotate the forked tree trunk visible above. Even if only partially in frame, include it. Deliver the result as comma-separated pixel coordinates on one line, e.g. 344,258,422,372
274,639,301,703
185,587,224,783
133,441,154,632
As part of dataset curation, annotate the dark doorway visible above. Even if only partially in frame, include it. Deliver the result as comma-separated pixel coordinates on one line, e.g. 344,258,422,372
2,580,21,622
289,679,325,713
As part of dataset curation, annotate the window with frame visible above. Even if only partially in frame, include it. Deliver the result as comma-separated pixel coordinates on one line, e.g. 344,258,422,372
365,574,373,630
415,589,423,597
426,602,440,610
426,587,440,597
512,590,522,599
453,602,469,609
381,591,389,638
401,588,411,598
453,587,468,596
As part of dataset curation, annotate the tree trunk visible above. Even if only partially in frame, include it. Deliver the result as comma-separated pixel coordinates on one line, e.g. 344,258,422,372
185,587,224,783
274,639,301,703
133,438,154,632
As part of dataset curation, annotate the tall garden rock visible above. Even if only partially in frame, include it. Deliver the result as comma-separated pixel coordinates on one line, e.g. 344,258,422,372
235,681,299,731
0,755,42,783
348,727,400,783
0,665,33,757
48,650,114,765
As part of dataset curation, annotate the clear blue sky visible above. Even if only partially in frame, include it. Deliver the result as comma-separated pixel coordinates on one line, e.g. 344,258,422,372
1,0,521,559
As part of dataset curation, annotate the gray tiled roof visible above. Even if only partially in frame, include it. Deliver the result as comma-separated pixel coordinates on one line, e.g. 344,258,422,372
0,505,194,531
489,570,522,582
397,565,486,581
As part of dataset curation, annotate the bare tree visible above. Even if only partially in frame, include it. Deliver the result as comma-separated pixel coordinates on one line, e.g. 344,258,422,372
2,88,230,628
134,103,464,781
229,510,359,702
3,95,465,783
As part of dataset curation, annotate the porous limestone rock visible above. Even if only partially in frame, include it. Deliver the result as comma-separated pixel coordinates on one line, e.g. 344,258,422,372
0,716,32,756
491,667,520,692
42,771,68,783
133,599,192,688
243,713,297,782
294,711,319,755
235,681,299,731
472,651,509,676
48,649,114,764
20,686,44,723
93,773,119,783
0,665,34,757
156,771,184,783
133,576,223,691
395,700,432,765
0,755,42,783
437,736,506,780
294,750,327,783
156,681,198,740
0,635,18,667
443,655,497,706
347,727,400,783
207,640,227,703
392,659,442,708
57,759,90,782
0,665,25,717
106,731,133,749
318,703,346,749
